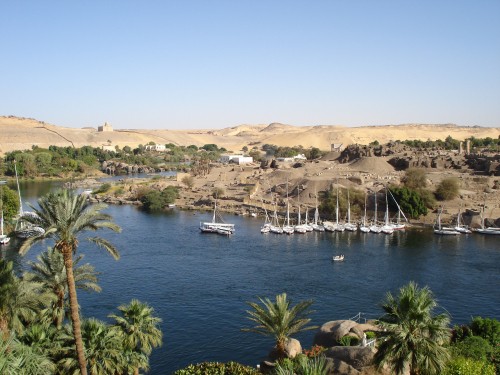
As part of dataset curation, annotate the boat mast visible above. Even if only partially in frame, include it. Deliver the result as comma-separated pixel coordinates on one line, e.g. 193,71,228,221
373,190,378,225
14,160,23,216
314,194,319,225
363,192,367,226
385,188,390,226
336,186,339,225
347,189,351,224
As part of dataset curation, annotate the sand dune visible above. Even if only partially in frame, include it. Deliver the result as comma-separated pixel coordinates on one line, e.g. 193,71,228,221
1,116,498,155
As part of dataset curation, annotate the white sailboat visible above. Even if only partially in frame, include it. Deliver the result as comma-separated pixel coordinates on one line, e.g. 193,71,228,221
199,198,235,235
387,188,408,230
0,210,10,245
381,188,394,234
312,194,325,232
294,189,308,233
434,206,459,235
475,204,500,235
282,182,294,235
13,161,45,239
359,192,370,233
344,189,357,232
260,203,271,234
454,207,471,234
334,186,345,232
269,200,284,234
303,208,313,232
369,190,382,233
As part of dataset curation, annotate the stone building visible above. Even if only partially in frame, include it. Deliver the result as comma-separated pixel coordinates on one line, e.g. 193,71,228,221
98,122,113,132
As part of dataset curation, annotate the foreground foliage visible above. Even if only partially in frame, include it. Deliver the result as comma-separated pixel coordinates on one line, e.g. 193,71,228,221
243,293,316,358
374,281,450,375
173,361,260,375
274,354,328,375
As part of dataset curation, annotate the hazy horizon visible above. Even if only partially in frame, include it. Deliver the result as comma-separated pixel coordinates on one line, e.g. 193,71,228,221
1,1,499,130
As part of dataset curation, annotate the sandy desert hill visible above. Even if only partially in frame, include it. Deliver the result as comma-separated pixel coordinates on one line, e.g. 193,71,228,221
1,116,499,155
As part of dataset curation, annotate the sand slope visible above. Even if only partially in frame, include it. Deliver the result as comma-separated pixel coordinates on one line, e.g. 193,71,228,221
1,116,499,154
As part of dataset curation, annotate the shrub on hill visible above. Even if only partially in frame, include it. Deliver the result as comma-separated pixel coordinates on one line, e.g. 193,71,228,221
435,178,460,201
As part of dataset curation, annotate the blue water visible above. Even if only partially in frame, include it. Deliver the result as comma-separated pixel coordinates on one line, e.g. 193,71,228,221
2,182,499,374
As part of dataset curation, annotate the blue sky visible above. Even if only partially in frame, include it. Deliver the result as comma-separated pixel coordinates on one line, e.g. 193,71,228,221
1,1,499,129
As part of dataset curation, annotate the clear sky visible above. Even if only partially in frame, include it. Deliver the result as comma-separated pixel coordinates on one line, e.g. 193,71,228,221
1,1,499,129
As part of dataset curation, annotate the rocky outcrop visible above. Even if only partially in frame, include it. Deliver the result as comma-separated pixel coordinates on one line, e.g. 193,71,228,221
314,320,380,347
101,160,166,175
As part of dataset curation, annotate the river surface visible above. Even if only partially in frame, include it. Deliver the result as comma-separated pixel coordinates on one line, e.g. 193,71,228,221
1,181,499,374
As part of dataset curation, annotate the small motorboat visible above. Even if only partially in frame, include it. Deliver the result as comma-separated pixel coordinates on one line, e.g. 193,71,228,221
332,255,345,262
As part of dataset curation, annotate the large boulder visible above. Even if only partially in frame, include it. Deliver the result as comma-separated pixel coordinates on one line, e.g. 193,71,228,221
268,338,302,361
313,320,359,347
324,346,376,370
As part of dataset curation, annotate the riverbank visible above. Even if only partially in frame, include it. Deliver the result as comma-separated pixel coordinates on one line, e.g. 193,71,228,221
85,159,500,229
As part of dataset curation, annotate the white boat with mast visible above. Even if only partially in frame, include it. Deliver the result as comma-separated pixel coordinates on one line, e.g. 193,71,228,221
369,190,382,233
0,181,10,245
344,189,357,232
13,160,45,239
199,197,235,235
269,199,284,234
387,188,408,230
312,194,325,232
474,203,500,235
359,191,370,233
282,181,294,235
434,206,459,235
454,206,471,234
303,208,313,232
381,188,394,234
260,202,271,234
294,188,308,233
334,185,345,232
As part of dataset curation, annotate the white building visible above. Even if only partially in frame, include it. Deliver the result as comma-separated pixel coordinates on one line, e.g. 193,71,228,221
145,144,166,151
276,154,307,162
219,154,253,164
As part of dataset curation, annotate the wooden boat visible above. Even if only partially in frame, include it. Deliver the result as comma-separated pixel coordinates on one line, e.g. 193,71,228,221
199,199,235,235
434,207,459,235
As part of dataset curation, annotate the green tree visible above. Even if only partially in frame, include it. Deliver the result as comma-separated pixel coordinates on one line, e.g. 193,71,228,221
243,293,316,358
374,282,451,375
435,178,460,201
388,187,428,219
28,247,101,329
59,318,125,375
0,336,56,375
0,185,20,222
0,260,53,337
110,299,163,375
18,189,121,375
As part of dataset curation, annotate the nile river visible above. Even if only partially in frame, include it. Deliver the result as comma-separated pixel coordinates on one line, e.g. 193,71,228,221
1,181,499,374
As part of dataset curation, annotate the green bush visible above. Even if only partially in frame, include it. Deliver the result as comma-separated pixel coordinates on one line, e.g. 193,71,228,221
452,336,492,362
470,317,500,346
435,178,460,201
339,335,359,346
94,183,111,194
445,357,495,375
173,361,260,375
274,355,328,375
365,331,377,340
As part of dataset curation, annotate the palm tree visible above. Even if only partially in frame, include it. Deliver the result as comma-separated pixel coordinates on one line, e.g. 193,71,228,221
28,247,101,329
243,293,316,358
109,299,163,375
0,336,56,375
58,318,125,375
0,260,53,338
374,281,451,375
18,189,121,375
